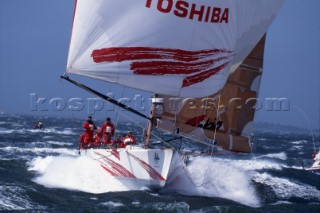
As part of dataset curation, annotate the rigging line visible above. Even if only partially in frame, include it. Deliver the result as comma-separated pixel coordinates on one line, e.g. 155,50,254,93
115,86,126,129
251,69,263,153
109,103,175,149
61,74,150,121
101,91,174,149
211,94,221,156
293,106,317,151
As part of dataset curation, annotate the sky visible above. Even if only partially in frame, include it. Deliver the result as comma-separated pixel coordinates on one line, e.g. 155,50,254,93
0,0,319,130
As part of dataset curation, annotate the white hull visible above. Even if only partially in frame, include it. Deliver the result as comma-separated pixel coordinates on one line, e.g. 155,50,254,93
306,165,320,171
80,146,174,190
306,151,320,171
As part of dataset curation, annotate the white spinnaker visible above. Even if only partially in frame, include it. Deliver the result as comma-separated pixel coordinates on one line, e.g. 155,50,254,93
67,0,284,98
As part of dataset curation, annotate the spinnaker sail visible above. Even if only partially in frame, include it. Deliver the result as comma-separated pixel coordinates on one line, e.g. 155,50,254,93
65,0,284,153
67,0,283,98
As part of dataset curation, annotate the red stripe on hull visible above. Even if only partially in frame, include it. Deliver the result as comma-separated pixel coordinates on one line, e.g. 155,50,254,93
126,151,166,181
95,152,136,178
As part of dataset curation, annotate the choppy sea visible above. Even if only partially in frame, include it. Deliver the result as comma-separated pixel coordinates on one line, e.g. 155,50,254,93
0,114,319,212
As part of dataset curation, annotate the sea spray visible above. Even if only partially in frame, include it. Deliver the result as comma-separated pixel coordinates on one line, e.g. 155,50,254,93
28,156,129,193
164,153,261,207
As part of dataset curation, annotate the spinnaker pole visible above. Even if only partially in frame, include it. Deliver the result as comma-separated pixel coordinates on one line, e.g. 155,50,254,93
61,75,151,121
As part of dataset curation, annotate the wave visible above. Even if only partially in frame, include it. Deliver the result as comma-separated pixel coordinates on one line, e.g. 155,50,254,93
253,172,320,200
28,156,130,194
0,128,15,134
290,140,308,145
24,150,320,208
46,141,74,146
164,154,261,207
100,201,124,207
25,151,291,208
163,152,313,207
0,127,77,135
0,147,77,156
259,152,287,160
27,128,77,135
0,185,40,211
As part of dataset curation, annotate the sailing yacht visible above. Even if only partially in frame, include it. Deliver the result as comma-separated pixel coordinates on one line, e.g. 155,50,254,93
61,0,284,189
306,151,320,171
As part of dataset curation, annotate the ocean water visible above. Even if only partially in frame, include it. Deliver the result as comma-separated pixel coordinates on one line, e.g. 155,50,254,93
0,114,319,212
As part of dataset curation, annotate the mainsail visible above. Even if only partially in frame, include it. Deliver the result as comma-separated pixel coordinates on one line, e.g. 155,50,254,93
66,0,284,152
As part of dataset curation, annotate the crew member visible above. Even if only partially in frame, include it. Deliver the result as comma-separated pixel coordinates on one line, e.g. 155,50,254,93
122,131,137,147
112,134,124,148
80,116,97,148
102,117,115,144
93,127,103,146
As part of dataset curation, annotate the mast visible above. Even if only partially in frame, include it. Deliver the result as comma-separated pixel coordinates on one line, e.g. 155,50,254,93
144,95,163,148
144,101,155,148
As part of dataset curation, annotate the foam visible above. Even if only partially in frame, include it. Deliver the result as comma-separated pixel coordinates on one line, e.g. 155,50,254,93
260,152,287,160
100,201,124,207
27,128,77,135
0,128,15,134
253,172,320,200
0,185,37,211
28,156,130,194
290,140,308,145
1,147,77,156
46,141,74,146
164,154,261,207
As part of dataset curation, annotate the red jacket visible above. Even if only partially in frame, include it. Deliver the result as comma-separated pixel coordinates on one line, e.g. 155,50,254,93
102,122,115,137
122,135,137,145
83,121,97,138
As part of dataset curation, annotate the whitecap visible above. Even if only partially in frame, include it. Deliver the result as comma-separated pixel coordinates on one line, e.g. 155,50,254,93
261,152,287,160
164,154,261,207
28,155,130,193
47,141,74,146
0,185,42,211
100,201,124,207
253,172,320,200
0,128,15,134
0,146,77,156
290,140,308,144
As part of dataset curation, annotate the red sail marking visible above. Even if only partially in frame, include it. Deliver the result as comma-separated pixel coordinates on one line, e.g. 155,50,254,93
91,47,233,87
94,152,136,178
131,55,231,75
185,115,207,126
92,47,231,63
110,148,120,160
126,151,166,181
182,62,229,87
